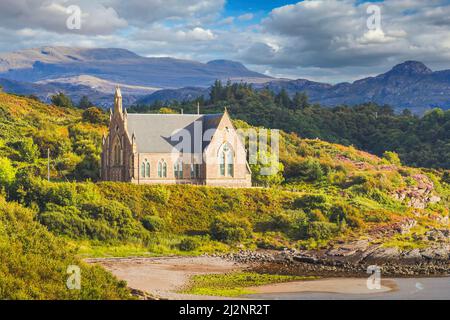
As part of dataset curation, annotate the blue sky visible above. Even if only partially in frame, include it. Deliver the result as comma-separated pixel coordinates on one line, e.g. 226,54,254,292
1,0,450,83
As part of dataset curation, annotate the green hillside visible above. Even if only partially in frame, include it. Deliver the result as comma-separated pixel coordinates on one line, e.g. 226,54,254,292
0,90,446,300
0,92,447,259
130,81,450,169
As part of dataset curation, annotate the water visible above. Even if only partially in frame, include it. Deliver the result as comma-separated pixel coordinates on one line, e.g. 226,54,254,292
245,277,450,300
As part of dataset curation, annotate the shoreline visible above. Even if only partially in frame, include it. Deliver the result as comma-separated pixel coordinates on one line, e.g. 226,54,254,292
86,255,448,300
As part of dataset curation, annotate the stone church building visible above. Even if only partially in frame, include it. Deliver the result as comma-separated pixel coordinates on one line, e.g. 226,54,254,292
101,87,252,187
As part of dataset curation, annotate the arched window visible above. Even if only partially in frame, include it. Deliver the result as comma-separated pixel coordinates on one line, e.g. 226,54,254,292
141,159,150,178
113,137,122,166
141,161,145,177
218,143,234,177
146,162,150,177
158,160,167,178
227,149,234,177
174,160,183,179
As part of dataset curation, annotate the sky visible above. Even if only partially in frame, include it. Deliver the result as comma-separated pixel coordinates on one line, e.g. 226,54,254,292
1,0,450,83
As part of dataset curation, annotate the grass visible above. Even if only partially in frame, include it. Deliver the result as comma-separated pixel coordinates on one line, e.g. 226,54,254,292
180,272,319,297
73,234,232,258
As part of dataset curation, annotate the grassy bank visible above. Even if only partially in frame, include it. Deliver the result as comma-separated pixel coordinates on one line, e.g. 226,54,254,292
180,272,319,297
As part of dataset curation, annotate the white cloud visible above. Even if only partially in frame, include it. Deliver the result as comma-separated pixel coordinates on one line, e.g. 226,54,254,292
0,0,127,35
237,13,254,21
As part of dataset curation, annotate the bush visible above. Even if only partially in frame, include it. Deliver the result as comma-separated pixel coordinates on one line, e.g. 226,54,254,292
306,221,338,240
210,214,252,244
0,157,16,189
443,171,450,185
383,151,401,166
293,194,329,212
141,215,165,232
179,238,201,251
296,157,325,182
7,138,40,163
82,107,107,124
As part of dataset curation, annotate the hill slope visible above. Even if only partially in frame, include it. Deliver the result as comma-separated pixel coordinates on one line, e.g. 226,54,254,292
0,91,447,260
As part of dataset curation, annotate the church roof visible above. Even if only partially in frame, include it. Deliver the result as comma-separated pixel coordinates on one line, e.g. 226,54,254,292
126,113,224,153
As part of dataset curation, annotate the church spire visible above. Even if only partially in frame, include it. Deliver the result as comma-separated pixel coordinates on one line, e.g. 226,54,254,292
114,85,123,114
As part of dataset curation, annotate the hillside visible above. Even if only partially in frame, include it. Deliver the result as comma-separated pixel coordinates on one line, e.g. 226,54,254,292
0,91,447,261
131,82,450,169
0,196,131,299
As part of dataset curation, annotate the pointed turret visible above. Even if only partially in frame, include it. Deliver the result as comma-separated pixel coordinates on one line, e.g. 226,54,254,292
114,85,123,114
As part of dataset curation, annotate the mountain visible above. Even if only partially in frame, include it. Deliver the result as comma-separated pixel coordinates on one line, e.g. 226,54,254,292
135,61,450,113
259,61,450,113
136,87,210,105
0,46,271,88
1,47,449,112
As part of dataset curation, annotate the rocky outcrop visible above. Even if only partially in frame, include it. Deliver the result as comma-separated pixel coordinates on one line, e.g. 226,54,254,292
391,174,441,209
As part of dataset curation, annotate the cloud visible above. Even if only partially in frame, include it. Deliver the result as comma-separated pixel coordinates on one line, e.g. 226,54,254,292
0,0,127,35
104,0,225,25
2,0,450,84
237,13,254,21
234,0,450,81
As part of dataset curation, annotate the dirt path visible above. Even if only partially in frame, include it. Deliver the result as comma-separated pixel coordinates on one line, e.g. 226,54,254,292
86,256,246,300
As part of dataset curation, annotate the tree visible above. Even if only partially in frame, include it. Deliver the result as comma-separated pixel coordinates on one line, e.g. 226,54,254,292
275,89,291,109
51,92,73,108
293,92,309,109
82,107,107,124
78,96,94,109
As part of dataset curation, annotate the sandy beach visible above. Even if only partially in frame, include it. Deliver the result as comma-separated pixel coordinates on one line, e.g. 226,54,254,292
87,256,398,299
87,256,245,299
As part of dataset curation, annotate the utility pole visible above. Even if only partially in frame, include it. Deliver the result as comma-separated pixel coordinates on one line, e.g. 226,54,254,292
47,148,50,182
197,102,200,115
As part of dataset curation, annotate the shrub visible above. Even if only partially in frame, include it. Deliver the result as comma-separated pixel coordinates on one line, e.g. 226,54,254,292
141,215,165,232
179,238,200,251
0,157,16,189
210,214,252,244
259,211,292,232
443,171,450,185
383,151,401,166
289,210,309,240
143,186,171,204
296,157,325,182
7,138,39,163
293,194,329,212
306,221,338,240
82,107,107,124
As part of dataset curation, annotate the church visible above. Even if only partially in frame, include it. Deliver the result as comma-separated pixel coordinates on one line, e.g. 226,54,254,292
100,87,252,187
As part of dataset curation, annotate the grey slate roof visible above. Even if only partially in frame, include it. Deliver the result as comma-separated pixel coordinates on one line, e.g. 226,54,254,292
126,113,223,153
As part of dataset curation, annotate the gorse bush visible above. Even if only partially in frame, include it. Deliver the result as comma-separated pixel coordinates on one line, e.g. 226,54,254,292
210,214,252,244
179,238,201,251
141,215,165,232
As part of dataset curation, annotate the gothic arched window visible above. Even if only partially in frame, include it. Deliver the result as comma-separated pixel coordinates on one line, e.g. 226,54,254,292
141,161,145,177
218,143,234,177
174,160,183,179
141,159,150,178
146,162,150,177
158,160,167,178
